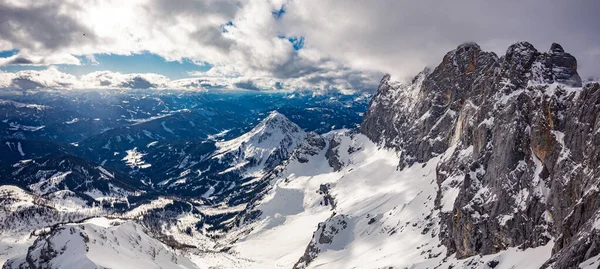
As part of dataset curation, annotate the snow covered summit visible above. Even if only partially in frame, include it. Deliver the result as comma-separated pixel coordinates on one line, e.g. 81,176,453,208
213,111,308,177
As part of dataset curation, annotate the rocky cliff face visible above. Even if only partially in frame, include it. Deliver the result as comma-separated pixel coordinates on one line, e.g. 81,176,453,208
360,41,599,268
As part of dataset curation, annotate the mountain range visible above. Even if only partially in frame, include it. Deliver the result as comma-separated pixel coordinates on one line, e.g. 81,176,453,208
1,41,599,269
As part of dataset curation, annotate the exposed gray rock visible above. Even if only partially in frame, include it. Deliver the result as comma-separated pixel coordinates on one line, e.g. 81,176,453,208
293,133,326,163
361,42,499,169
360,41,599,267
543,208,600,269
293,214,349,269
325,136,344,171
318,183,336,210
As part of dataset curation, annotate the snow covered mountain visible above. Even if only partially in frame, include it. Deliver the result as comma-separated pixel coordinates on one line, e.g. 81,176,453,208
359,42,600,269
212,111,307,178
4,218,198,269
2,42,600,269
190,42,600,268
119,111,310,206
0,155,141,207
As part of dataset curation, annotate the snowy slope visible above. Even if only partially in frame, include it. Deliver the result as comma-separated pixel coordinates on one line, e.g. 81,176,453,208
0,156,141,207
0,115,577,269
181,131,554,269
0,185,104,265
144,111,310,209
289,134,554,269
229,132,335,268
213,111,308,177
4,218,198,269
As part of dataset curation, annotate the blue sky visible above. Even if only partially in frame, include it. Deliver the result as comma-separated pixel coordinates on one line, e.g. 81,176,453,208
0,51,210,79
0,49,19,58
1,35,304,79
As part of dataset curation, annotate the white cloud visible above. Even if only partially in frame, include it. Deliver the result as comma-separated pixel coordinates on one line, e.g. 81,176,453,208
0,66,78,89
188,66,242,78
0,0,379,92
1,0,598,91
279,0,600,80
80,71,171,89
0,67,377,94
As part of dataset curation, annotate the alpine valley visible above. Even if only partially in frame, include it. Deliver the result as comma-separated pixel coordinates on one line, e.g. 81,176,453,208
1,42,600,269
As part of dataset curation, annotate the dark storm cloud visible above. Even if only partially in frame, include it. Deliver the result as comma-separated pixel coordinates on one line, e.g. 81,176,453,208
120,76,157,89
269,54,325,79
0,2,96,52
10,78,44,90
234,80,262,91
6,57,33,64
191,26,236,52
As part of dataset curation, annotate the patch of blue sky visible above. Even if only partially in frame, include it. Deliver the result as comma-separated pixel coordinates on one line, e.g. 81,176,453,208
288,36,305,50
0,51,211,79
221,21,235,33
0,49,19,58
272,5,286,19
277,35,305,51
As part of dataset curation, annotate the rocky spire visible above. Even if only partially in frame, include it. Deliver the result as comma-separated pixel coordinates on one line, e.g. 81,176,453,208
550,42,564,53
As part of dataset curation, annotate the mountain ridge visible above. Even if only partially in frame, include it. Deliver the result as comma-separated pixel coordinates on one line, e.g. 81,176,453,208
2,41,600,269
359,41,599,268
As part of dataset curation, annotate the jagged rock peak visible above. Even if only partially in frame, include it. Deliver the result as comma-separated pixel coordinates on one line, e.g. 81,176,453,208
506,41,538,55
500,41,581,88
437,41,497,78
455,41,482,53
380,73,392,84
504,41,538,67
264,110,287,120
445,42,486,66
255,110,301,132
414,67,432,80
550,42,564,53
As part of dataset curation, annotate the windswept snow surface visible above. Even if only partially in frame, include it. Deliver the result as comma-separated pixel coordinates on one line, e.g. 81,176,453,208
0,186,106,265
4,219,198,269
237,133,449,269
0,128,555,268
188,132,553,269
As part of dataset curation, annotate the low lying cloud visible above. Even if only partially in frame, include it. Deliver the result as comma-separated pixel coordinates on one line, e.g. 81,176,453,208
0,67,77,90
80,71,170,89
0,67,379,93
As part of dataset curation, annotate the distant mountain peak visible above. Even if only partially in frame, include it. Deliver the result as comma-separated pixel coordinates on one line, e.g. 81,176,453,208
214,110,307,175
455,41,481,53
550,42,564,53
265,110,286,119
257,110,296,129
236,111,304,145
